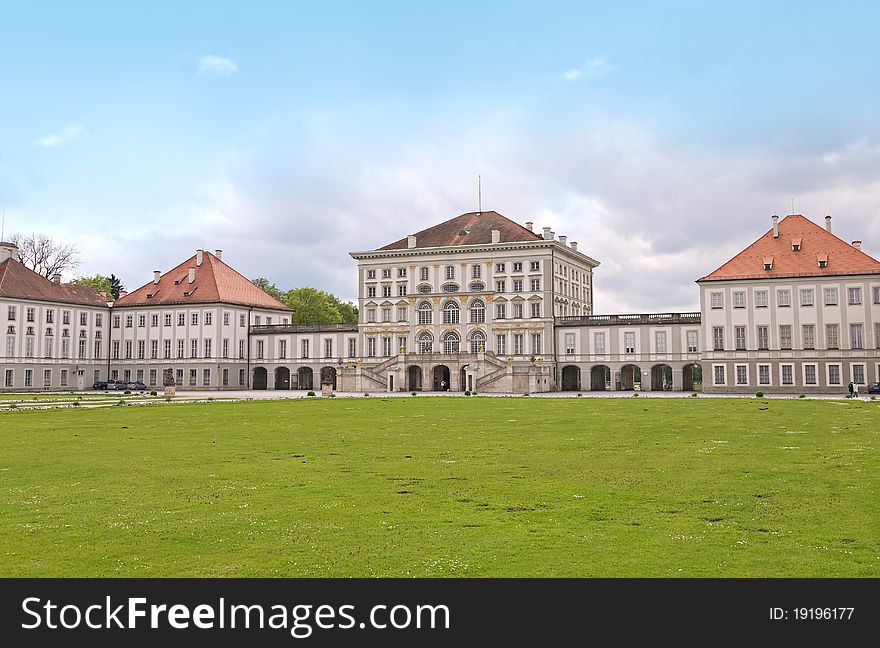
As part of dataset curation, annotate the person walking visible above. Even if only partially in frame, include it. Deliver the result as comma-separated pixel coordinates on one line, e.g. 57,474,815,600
848,381,854,398
440,379,446,392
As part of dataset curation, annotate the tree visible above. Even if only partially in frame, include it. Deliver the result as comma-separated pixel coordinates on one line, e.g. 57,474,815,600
10,233,78,277
251,277,285,302
251,278,358,324
72,274,125,300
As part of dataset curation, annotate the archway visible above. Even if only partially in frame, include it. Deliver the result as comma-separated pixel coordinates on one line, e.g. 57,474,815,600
252,367,268,390
297,367,314,390
683,363,702,391
619,364,642,391
561,365,581,391
274,367,290,390
590,365,610,391
407,365,423,391
433,365,450,391
460,366,468,392
651,364,673,391
320,366,337,390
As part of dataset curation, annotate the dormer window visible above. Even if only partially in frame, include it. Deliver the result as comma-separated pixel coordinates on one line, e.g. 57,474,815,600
817,253,828,268
763,256,773,271
790,237,802,252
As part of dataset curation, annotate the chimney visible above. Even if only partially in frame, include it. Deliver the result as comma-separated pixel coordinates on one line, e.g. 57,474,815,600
188,267,196,284
0,241,19,263
196,249,204,266
852,240,862,250
542,226,552,240
825,215,832,233
771,214,779,238
118,291,128,299
215,249,222,260
51,273,61,283
549,230,556,241
570,241,578,251
525,221,533,232
153,270,161,284
491,229,501,243
558,235,567,246
407,235,417,249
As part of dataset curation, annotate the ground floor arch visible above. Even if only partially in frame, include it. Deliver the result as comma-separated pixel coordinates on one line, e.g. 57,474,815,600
590,365,610,391
651,364,673,391
252,367,268,390
683,363,702,391
407,365,423,391
320,366,337,390
619,364,642,390
433,365,451,391
561,365,581,391
274,366,290,390
297,367,314,390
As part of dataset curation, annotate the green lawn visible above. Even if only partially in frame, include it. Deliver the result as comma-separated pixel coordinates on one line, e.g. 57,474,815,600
0,397,876,577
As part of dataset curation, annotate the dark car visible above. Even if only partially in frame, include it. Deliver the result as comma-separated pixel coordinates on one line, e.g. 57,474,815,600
123,381,148,391
92,380,108,390
867,382,880,394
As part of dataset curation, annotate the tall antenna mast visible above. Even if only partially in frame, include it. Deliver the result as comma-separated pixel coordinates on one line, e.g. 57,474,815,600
478,175,482,213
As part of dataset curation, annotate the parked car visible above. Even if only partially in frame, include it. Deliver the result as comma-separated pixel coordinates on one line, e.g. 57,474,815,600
92,380,108,390
867,382,880,394
123,381,148,391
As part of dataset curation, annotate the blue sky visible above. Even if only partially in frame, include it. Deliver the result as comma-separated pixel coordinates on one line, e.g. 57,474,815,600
2,1,879,311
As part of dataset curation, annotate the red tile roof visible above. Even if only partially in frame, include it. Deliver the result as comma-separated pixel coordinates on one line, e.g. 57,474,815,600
114,251,289,310
0,258,108,306
379,211,543,250
698,214,880,281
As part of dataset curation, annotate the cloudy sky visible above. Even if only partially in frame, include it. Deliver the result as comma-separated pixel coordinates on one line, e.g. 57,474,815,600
2,1,879,313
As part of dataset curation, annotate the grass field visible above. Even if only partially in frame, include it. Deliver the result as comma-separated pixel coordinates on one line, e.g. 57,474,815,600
0,397,877,577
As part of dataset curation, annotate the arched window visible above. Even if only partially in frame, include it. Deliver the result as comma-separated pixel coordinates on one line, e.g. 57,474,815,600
469,281,485,292
470,330,486,353
418,284,432,294
469,299,485,323
442,331,460,354
418,301,433,324
442,301,460,324
417,331,433,354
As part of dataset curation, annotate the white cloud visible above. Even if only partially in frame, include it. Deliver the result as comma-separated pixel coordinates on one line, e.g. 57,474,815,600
562,57,610,82
563,69,582,81
198,55,238,77
37,124,88,148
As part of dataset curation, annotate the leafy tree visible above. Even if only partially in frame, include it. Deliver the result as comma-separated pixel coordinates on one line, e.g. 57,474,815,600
72,274,113,297
251,277,285,302
251,279,358,324
10,233,78,277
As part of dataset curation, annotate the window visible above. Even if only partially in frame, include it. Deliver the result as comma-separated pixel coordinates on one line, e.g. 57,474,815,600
417,284,432,294
686,330,698,353
758,365,770,385
470,331,486,353
324,338,333,358
150,314,158,327
850,323,863,349
779,325,792,350
712,326,724,351
513,279,523,293
826,324,839,349
44,338,53,358
200,338,210,358
655,331,667,354
398,285,407,297
7,306,15,320
417,332,433,354
777,290,791,307
239,314,246,327
24,369,33,387
713,365,725,386
367,269,376,280
223,312,230,326
496,334,507,355
43,369,52,387
513,262,523,272
443,301,460,324
396,267,407,278
4,369,12,387
781,364,794,385
205,312,213,325
530,279,541,292
164,340,171,359
174,369,182,386
165,314,172,326
734,326,746,350
348,338,357,357
852,364,865,385
531,333,542,355
495,280,506,293
876,323,880,350
25,337,34,358
256,339,264,359
733,292,745,308
495,263,505,273
397,306,407,322
46,310,54,324
442,332,460,354
137,340,145,359
804,364,817,385
495,303,506,320
802,324,815,349
445,266,455,280
25,308,35,323
757,326,768,350
624,332,636,354
735,365,748,385
848,287,862,305
710,292,723,309
800,288,814,306
594,332,606,355
828,364,841,385
530,302,541,318
62,311,70,325
125,315,133,328
190,339,198,358
112,340,120,360
755,291,768,308
138,314,146,327
470,300,486,323
150,340,158,359
530,261,540,271
382,286,392,298
94,340,101,359
367,286,378,298
513,303,524,319
177,340,184,359
239,340,245,359
382,307,391,322
471,264,481,279
565,333,575,355
874,286,880,304
301,339,310,359
178,313,185,326
188,369,197,386
415,301,433,325
239,369,245,386
202,369,211,386
378,336,390,357
824,288,838,305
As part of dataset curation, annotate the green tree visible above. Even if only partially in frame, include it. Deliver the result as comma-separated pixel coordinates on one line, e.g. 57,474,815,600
251,277,285,302
73,274,113,298
108,274,125,300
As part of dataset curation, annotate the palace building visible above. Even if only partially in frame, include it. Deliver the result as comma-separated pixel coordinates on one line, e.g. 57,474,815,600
0,211,877,393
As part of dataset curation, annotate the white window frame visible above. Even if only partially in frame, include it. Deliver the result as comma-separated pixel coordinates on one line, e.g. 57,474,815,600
712,364,726,386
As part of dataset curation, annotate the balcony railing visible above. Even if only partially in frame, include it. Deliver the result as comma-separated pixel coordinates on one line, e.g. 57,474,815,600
557,313,701,327
249,323,358,334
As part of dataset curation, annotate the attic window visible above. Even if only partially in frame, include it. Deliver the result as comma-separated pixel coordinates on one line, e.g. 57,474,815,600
183,287,197,297
791,237,802,252
817,253,828,268
458,229,470,236
763,256,773,271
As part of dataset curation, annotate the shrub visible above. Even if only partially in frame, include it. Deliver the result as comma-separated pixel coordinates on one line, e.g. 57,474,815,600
72,400,80,407
798,394,806,399
755,391,764,398
411,392,417,397
364,393,370,398
577,393,583,398
522,392,530,397
9,403,17,409
464,390,471,396
150,390,157,396
631,393,639,398
124,390,131,395
307,391,316,397
164,396,172,402
690,393,698,398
